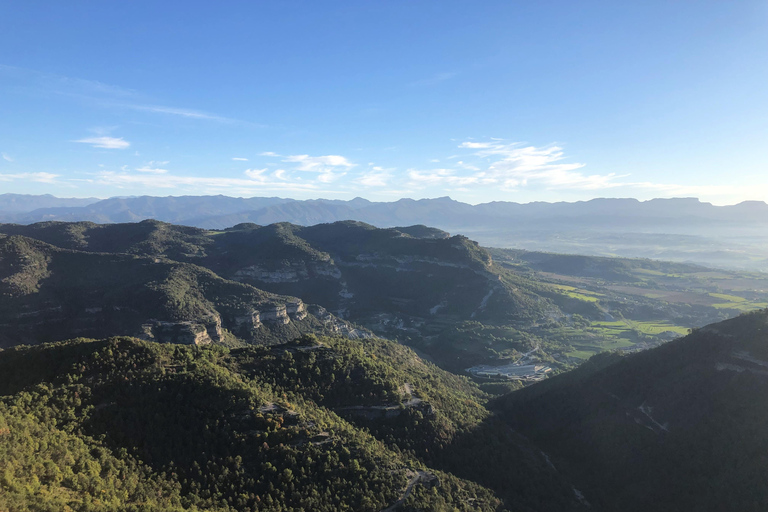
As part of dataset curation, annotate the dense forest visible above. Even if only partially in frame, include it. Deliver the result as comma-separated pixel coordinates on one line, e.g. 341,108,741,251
0,335,586,511
0,336,506,511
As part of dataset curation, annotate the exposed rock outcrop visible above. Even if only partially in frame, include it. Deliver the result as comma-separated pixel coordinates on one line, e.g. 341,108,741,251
308,305,372,339
141,315,222,345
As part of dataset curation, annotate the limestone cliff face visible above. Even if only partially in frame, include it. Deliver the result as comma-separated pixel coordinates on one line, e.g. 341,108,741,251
308,305,371,339
260,303,290,324
232,299,308,333
141,315,222,346
286,299,308,320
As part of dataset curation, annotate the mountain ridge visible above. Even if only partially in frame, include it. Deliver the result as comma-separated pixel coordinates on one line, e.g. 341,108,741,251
3,194,767,270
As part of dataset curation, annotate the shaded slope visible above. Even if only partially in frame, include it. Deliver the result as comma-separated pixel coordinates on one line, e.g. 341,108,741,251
496,309,768,512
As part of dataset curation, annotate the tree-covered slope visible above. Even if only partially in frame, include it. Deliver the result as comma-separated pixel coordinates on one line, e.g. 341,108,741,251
0,220,556,370
0,336,511,512
0,234,359,348
495,309,768,512
0,334,596,511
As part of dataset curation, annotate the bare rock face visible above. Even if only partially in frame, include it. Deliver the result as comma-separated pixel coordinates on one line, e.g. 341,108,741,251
230,299,307,337
308,305,371,339
234,309,263,330
141,315,222,345
260,303,290,325
286,299,307,320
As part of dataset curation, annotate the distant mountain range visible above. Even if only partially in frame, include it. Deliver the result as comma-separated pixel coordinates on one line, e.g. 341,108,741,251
2,193,768,270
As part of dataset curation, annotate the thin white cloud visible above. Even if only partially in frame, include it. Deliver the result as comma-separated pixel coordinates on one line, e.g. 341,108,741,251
457,140,620,191
260,151,279,157
317,171,346,183
244,168,268,179
123,104,238,123
456,161,481,171
94,171,319,193
408,168,484,187
283,154,355,172
232,157,249,161
459,142,493,149
74,136,130,149
0,172,59,183
2,153,13,162
1,65,247,125
135,166,168,174
0,64,135,98
403,140,621,192
354,167,392,187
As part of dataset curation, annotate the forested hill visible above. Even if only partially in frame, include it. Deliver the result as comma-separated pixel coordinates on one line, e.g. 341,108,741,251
0,335,583,511
3,219,766,373
3,194,768,270
0,233,362,349
0,220,554,368
495,308,768,512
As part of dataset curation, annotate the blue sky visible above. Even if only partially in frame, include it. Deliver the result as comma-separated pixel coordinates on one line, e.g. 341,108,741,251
1,1,767,204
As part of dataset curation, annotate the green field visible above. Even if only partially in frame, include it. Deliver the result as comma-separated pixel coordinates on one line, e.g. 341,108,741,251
550,283,603,302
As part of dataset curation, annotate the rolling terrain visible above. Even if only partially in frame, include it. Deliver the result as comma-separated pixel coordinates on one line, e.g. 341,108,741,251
3,194,768,271
0,233,363,349
3,220,768,375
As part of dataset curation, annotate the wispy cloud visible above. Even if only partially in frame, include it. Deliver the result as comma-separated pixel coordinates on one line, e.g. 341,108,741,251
408,168,485,187
409,71,458,87
459,142,493,149
0,64,135,98
1,153,13,162
135,166,168,174
283,154,355,172
354,167,392,187
74,136,131,149
232,157,249,161
244,168,268,179
121,103,239,123
0,172,59,183
452,140,621,191
93,171,319,194
1,65,247,125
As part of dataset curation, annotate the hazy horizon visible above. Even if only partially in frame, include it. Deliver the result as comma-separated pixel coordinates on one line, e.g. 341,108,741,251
3,192,768,209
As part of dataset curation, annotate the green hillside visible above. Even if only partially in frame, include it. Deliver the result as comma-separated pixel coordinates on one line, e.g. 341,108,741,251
0,335,585,511
0,234,355,349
